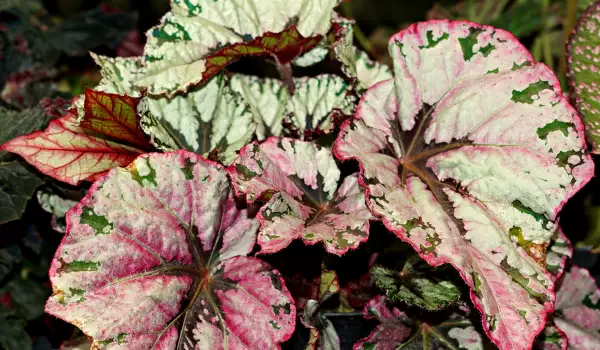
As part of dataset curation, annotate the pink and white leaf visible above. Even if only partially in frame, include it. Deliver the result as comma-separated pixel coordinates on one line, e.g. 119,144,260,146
45,151,295,349
334,20,593,350
353,295,412,350
554,266,600,350
227,137,372,255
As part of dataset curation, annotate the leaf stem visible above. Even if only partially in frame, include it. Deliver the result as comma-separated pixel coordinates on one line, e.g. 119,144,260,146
541,0,554,71
275,57,295,94
340,2,376,57
560,0,578,79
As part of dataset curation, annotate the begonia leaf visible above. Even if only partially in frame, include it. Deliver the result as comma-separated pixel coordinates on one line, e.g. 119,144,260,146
370,263,461,311
229,75,290,140
230,74,355,140
353,296,413,350
1,89,153,185
331,20,393,91
227,137,372,255
553,267,600,350
293,44,330,67
45,151,296,349
567,1,600,153
90,54,142,97
82,89,152,150
137,0,339,96
85,54,253,164
139,75,256,164
334,21,593,349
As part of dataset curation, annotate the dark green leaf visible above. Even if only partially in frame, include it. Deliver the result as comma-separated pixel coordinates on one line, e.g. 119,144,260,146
0,305,31,350
46,7,137,56
0,162,44,224
1,277,49,320
0,106,51,155
371,264,461,311
0,245,21,282
567,1,600,152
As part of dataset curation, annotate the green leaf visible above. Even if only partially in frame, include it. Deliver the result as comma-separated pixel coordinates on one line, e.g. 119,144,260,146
0,305,31,350
0,245,21,282
46,6,137,56
371,263,461,311
567,1,600,153
0,162,44,224
1,277,49,320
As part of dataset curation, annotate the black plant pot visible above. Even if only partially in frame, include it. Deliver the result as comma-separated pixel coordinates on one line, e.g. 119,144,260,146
284,312,378,350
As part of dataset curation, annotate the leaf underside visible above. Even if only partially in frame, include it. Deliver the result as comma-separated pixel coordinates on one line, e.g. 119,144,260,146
1,89,153,185
334,20,593,349
45,151,296,349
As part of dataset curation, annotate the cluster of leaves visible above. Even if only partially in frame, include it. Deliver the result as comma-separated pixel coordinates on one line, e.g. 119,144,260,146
4,0,600,349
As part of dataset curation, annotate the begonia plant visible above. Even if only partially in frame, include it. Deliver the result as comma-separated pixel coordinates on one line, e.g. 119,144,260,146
1,0,600,349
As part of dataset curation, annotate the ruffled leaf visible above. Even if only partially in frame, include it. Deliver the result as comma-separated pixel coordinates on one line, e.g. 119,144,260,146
334,21,593,349
227,137,372,255
139,75,256,164
355,295,486,350
567,1,600,153
45,151,295,349
370,263,461,311
137,0,339,96
554,267,600,349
